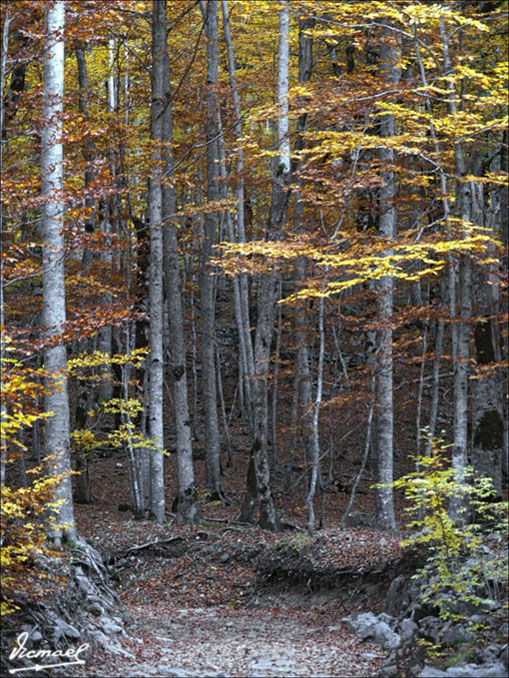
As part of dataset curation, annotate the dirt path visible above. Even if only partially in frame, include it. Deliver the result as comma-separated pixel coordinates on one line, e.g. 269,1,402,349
83,603,383,677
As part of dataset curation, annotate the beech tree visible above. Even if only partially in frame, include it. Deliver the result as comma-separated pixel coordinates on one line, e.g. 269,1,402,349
160,0,201,524
200,0,224,502
373,18,400,532
147,0,166,524
40,0,76,543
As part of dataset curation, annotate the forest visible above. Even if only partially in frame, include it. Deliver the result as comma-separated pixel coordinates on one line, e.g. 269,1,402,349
1,1,508,677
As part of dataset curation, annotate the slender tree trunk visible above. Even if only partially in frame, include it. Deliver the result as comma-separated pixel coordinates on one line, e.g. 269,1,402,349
0,8,11,488
96,38,116,403
293,14,315,485
440,19,473,521
200,0,223,500
306,287,325,534
41,0,76,544
159,0,201,524
122,325,144,519
425,313,445,457
73,44,97,505
221,0,254,425
374,20,399,532
75,45,96,276
471,194,503,496
147,0,166,524
243,1,291,531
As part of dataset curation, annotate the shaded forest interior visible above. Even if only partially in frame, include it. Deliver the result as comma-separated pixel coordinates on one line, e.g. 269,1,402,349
1,0,508,630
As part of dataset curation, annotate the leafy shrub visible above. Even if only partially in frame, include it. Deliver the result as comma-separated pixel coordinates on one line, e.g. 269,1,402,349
391,440,508,650
1,461,68,616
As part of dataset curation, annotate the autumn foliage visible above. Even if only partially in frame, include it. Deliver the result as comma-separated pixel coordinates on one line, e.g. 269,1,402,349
1,0,507,615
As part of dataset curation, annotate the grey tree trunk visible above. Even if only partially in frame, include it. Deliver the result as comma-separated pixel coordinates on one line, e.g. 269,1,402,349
471,193,503,496
221,0,254,425
96,38,116,403
242,1,291,531
200,0,223,501
147,0,167,524
73,44,97,505
0,8,11,488
293,15,316,511
440,19,472,521
306,288,325,534
159,0,201,524
374,21,399,532
40,0,76,544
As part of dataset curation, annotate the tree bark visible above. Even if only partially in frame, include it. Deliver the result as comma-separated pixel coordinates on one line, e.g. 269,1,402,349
200,0,223,501
41,0,76,544
374,20,399,532
160,0,201,524
221,0,254,426
147,0,167,524
440,18,473,521
243,1,291,531
0,8,11,488
471,191,503,496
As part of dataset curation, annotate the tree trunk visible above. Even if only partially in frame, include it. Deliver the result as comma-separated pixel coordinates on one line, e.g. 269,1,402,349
96,38,116,403
306,288,325,534
471,191,503,496
147,0,167,524
160,0,201,524
374,20,399,532
0,8,11,488
440,19,473,521
200,0,223,501
221,0,254,425
242,1,291,531
41,0,76,544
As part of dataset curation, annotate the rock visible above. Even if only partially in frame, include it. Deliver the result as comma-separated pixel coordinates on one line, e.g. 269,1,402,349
342,611,378,633
419,668,447,677
385,575,409,616
499,644,508,669
444,663,506,677
371,622,401,650
88,629,117,651
86,601,104,616
399,618,418,642
378,612,398,628
479,644,501,663
469,614,493,627
419,616,442,643
87,630,134,658
75,575,93,596
53,617,81,641
440,623,475,645
420,663,506,678
380,665,399,677
99,616,123,635
344,612,401,650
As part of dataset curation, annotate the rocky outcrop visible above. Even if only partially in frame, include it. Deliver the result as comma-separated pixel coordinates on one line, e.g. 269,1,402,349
339,541,508,678
342,608,508,678
1,537,131,677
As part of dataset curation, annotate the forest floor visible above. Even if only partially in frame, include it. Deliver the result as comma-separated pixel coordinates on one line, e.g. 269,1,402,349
69,449,404,677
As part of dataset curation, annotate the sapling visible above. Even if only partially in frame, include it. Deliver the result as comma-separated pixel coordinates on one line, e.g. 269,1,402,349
386,438,508,657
